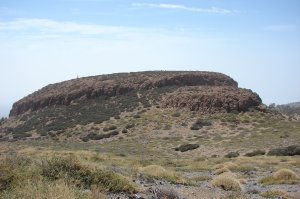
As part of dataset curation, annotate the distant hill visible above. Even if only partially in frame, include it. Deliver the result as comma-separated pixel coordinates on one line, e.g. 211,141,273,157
1,71,263,141
276,101,300,116
286,102,300,108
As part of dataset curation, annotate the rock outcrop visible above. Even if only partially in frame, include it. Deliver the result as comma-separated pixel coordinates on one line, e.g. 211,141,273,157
9,71,238,116
161,86,261,113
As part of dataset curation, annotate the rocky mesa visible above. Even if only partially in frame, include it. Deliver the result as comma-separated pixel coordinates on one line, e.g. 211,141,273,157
10,71,261,117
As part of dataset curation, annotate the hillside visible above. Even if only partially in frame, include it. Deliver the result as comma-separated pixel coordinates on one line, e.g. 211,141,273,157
9,71,239,116
0,71,299,199
276,102,300,116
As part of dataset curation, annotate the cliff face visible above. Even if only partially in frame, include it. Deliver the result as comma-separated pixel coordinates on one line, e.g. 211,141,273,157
9,71,239,116
162,86,261,113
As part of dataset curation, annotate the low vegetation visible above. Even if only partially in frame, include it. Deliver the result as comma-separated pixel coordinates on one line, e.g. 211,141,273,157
190,119,212,130
260,168,299,185
225,151,240,158
0,155,136,199
259,190,292,199
1,100,300,198
174,144,199,152
268,145,300,156
244,150,265,157
211,172,242,191
138,165,184,184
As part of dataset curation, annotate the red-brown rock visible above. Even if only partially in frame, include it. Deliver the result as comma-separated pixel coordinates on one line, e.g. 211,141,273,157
9,71,238,116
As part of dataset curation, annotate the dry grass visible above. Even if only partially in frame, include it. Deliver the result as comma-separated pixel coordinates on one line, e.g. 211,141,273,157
273,168,298,180
139,165,185,184
259,190,293,199
1,179,92,199
214,162,238,170
214,167,230,175
260,168,299,185
211,172,242,191
0,154,136,199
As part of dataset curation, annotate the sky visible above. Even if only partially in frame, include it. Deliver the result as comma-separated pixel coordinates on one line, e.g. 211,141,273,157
0,0,300,117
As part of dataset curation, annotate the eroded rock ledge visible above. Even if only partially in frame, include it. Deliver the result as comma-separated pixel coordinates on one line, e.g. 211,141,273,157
10,71,238,116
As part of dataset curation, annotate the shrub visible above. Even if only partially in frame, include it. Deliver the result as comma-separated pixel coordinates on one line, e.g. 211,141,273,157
175,144,199,152
171,112,181,117
211,172,241,191
190,119,212,130
190,124,200,130
260,190,292,199
274,169,298,180
260,168,299,185
133,115,141,118
215,167,230,175
213,162,238,174
155,188,181,199
268,145,300,156
225,152,240,158
106,130,119,137
41,156,136,193
114,115,120,119
81,137,89,142
245,150,265,157
85,132,102,140
108,125,117,131
122,129,128,134
139,165,183,184
125,123,135,129
0,179,91,199
0,156,32,191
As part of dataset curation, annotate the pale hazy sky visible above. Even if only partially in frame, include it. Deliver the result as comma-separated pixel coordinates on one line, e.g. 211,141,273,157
0,0,300,117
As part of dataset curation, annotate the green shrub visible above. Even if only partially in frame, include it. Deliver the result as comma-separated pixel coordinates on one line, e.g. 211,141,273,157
133,115,141,118
125,123,135,129
114,115,120,119
171,112,181,117
81,137,89,142
108,125,117,131
245,150,265,157
106,130,119,137
190,119,212,130
225,152,239,158
175,144,199,152
122,129,128,134
268,145,300,156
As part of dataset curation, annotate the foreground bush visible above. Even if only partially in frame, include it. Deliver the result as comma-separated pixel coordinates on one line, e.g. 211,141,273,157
260,168,299,185
41,156,136,193
0,156,32,191
1,179,91,199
